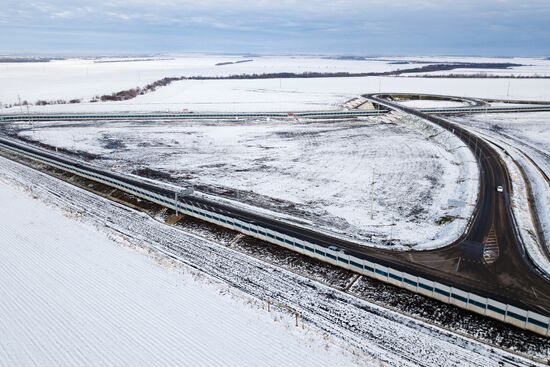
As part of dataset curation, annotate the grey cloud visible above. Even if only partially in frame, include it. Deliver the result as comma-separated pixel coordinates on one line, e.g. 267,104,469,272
1,0,549,55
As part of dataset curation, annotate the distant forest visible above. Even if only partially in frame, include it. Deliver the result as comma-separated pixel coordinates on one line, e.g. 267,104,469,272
0,57,63,63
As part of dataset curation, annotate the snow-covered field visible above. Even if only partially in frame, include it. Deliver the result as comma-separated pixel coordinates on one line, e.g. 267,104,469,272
2,56,550,114
452,112,550,273
2,54,549,366
383,56,550,77
12,112,477,249
3,76,550,113
0,55,404,107
0,157,366,367
0,154,543,367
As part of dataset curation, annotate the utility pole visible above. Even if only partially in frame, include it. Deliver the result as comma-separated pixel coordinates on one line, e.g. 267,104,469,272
18,94,22,113
506,80,511,98
370,167,376,220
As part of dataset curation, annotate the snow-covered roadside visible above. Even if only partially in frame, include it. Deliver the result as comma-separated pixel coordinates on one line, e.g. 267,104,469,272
510,150,550,275
0,161,366,367
0,155,542,366
452,114,550,275
455,113,550,178
497,143,549,275
454,126,550,276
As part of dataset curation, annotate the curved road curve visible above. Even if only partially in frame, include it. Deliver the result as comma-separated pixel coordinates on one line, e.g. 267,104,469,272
372,93,487,107
1,94,549,317
364,93,550,315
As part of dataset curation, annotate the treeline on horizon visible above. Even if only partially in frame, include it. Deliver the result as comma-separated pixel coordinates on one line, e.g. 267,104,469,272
6,62,543,107
97,62,524,102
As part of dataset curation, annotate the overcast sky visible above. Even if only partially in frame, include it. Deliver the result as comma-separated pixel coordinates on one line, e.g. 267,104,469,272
1,0,549,56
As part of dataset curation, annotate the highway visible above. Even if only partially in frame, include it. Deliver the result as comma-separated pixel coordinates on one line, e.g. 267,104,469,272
364,94,550,312
1,96,550,335
2,103,550,123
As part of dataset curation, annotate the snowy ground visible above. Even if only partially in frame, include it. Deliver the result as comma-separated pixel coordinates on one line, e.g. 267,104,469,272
397,99,470,108
11,112,478,249
452,113,550,273
454,113,550,177
2,56,550,114
0,159,367,367
0,154,544,367
3,76,550,114
382,56,550,77
0,55,406,107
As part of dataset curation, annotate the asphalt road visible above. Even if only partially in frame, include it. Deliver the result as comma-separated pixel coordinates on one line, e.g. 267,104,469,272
372,92,488,107
1,99,549,317
363,94,550,316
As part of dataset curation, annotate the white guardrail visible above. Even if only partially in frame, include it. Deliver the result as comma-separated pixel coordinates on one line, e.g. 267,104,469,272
422,105,550,114
2,105,550,122
1,138,548,337
0,110,386,121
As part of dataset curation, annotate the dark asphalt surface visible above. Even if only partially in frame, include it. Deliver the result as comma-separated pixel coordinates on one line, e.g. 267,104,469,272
1,98,549,317
363,95,550,316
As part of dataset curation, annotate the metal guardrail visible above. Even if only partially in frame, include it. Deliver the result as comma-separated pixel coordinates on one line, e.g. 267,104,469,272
1,104,550,122
0,110,387,121
423,105,550,114
1,137,548,337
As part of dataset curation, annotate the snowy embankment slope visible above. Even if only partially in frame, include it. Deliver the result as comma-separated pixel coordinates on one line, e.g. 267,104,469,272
506,147,550,276
0,155,542,366
0,161,364,366
15,112,477,250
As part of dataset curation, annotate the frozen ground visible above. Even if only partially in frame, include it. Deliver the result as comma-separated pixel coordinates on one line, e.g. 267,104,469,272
454,113,550,177
2,56,550,114
452,113,550,273
12,112,478,249
382,56,550,77
0,159,366,367
3,76,550,113
0,55,406,107
0,154,543,367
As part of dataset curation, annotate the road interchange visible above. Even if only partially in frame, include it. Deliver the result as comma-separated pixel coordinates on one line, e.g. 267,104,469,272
0,94,549,336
